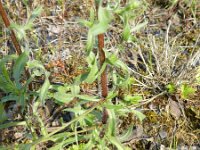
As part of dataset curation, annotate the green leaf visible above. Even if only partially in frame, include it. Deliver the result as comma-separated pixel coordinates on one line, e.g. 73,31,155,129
131,21,148,32
1,94,19,103
115,1,140,15
27,60,45,71
77,95,99,102
98,6,113,24
22,0,29,6
106,91,118,100
56,85,71,93
84,53,98,83
53,92,74,103
106,53,118,65
122,23,131,41
89,7,95,23
90,22,109,36
27,60,47,77
19,93,26,112
132,109,146,122
79,8,95,28
79,19,93,28
180,84,196,99
0,146,7,150
16,144,31,150
74,72,88,85
0,63,17,93
0,121,26,130
118,125,134,142
115,59,129,72
10,23,26,40
86,31,95,52
108,136,125,150
124,95,142,104
166,83,176,94
0,103,8,123
40,77,50,104
0,54,17,63
71,85,80,96
104,104,124,110
13,51,29,84
29,6,43,22
107,109,116,136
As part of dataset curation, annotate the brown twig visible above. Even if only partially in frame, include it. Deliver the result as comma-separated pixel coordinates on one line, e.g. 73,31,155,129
98,34,108,98
95,1,109,126
98,33,109,124
0,1,22,55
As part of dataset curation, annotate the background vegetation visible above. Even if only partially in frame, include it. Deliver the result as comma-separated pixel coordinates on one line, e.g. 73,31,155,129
0,0,199,149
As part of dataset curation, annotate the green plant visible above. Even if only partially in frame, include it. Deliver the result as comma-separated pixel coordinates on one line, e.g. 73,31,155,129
180,84,196,99
0,0,147,149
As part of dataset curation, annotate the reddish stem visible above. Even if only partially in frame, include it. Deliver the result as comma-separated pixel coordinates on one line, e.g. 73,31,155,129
0,1,32,91
98,33,109,124
98,34,108,98
0,1,22,55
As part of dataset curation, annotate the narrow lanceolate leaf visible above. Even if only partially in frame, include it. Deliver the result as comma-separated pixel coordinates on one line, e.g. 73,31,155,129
40,77,50,104
98,6,113,24
79,19,93,28
115,1,140,15
118,125,134,142
89,7,95,23
10,23,26,40
53,92,74,103
0,63,17,93
0,103,8,123
86,31,95,52
84,63,98,84
19,93,26,112
106,53,118,65
124,95,142,104
122,23,131,41
76,95,99,102
115,59,129,72
13,51,29,84
85,53,99,83
107,109,116,136
131,21,148,32
27,60,45,70
108,136,125,150
132,109,146,122
90,22,110,36
29,6,43,22
0,121,26,130
71,84,80,97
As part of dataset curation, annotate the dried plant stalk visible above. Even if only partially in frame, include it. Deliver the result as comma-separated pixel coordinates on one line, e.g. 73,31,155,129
95,1,109,125
98,33,109,125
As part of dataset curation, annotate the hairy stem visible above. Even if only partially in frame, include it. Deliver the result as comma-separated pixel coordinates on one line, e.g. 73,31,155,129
0,1,22,55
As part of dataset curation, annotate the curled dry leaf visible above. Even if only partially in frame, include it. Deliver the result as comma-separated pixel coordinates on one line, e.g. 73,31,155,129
169,98,181,120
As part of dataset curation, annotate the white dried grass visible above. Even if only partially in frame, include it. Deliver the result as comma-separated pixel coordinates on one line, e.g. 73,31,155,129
128,22,200,91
